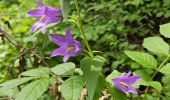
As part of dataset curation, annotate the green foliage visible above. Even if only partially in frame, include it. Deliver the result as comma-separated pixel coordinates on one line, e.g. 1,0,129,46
124,51,157,69
159,63,170,75
1,0,170,99
21,67,50,77
51,62,75,76
136,79,162,91
108,85,127,100
80,56,105,100
143,37,169,55
60,76,85,100
0,77,34,90
106,70,121,84
59,0,70,21
15,78,50,100
160,23,170,38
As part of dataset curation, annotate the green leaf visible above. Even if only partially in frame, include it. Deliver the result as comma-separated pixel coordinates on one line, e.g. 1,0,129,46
159,63,170,74
51,62,75,76
21,67,50,77
136,79,162,91
80,56,105,100
106,70,121,84
124,51,157,69
0,77,34,90
134,69,151,81
59,0,70,21
160,23,170,38
108,84,127,100
143,37,169,55
16,78,50,100
60,76,85,100
93,74,106,100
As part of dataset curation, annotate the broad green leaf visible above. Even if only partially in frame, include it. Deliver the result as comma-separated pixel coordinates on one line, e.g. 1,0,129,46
93,74,106,100
0,77,34,90
160,23,170,38
51,62,75,76
16,78,50,100
162,75,170,85
60,76,85,100
134,69,151,81
80,56,105,100
136,79,162,91
59,0,70,21
106,70,121,84
21,67,50,77
143,37,169,55
159,63,170,74
124,51,157,69
108,84,127,100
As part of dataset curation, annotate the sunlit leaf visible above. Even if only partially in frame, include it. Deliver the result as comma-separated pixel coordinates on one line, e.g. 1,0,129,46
51,62,75,76
60,76,85,100
124,51,157,69
21,67,50,77
16,78,50,100
143,37,169,55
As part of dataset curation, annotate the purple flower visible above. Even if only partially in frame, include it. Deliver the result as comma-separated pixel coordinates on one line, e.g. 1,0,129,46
112,71,141,95
28,0,62,33
50,28,82,62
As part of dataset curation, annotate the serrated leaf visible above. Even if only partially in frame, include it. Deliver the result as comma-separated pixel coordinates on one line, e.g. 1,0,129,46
160,23,170,38
51,62,75,76
16,78,50,100
143,37,169,55
80,56,105,100
60,76,85,100
59,0,70,21
0,77,34,90
159,63,170,74
106,70,121,84
124,51,157,69
21,67,50,77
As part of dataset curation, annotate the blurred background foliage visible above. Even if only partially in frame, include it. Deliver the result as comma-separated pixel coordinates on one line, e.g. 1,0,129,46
1,0,170,99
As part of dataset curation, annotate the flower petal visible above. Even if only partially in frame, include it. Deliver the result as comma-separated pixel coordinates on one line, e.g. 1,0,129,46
63,55,70,62
35,0,44,7
45,7,62,17
41,24,46,33
66,28,73,39
122,76,141,85
46,17,61,24
74,40,82,53
32,21,44,32
128,87,138,94
114,83,129,95
124,71,131,77
50,47,66,57
28,9,44,19
49,34,66,46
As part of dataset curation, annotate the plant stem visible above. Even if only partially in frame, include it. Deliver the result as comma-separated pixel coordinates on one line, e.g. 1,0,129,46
74,0,94,58
144,54,170,95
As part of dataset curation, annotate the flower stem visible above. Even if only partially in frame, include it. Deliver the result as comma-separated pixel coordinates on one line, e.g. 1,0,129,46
74,0,94,58
144,54,170,95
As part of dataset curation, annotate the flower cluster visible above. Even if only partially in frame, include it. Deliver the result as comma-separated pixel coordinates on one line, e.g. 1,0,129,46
28,0,62,33
28,0,141,96
28,0,82,62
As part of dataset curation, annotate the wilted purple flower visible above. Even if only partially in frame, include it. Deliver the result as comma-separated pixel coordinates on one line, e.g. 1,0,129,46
112,71,141,95
28,0,62,33
50,28,82,62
